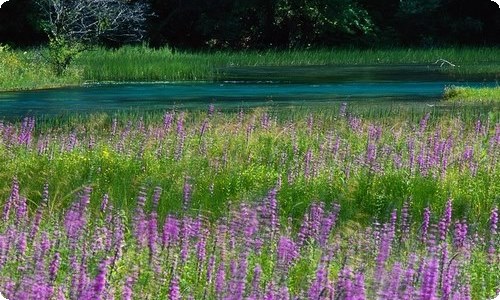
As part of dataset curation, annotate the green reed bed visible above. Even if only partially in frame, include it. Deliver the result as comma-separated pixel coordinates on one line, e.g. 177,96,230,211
77,46,500,82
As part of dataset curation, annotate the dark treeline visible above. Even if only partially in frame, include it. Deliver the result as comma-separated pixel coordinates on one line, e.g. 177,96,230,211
0,0,499,49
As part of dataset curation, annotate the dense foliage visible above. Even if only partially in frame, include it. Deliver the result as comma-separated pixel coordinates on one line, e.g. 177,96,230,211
0,106,498,299
0,0,499,48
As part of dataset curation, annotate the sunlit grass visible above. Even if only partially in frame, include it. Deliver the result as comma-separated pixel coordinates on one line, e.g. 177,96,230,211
443,86,500,103
0,45,83,91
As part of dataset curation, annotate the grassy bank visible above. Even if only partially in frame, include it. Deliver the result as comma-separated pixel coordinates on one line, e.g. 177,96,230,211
1,45,499,91
0,45,83,91
444,86,500,103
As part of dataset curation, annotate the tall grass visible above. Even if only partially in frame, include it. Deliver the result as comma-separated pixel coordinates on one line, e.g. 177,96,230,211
77,46,500,82
443,86,500,103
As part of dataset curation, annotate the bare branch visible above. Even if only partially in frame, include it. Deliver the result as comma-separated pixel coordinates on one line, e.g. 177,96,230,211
36,0,150,44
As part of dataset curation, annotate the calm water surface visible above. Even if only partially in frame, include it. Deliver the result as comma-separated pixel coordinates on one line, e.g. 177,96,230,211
0,64,497,117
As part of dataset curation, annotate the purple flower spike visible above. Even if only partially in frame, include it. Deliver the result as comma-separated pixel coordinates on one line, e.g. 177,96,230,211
2,178,19,222
169,275,181,300
277,235,298,270
489,206,498,261
422,207,431,244
183,176,192,211
438,198,453,242
420,257,439,300
92,259,109,300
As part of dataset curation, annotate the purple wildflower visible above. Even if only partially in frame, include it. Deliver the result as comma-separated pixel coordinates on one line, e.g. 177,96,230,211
183,176,192,211
169,275,181,300
421,257,439,300
422,207,431,244
162,215,180,249
277,235,298,270
92,259,109,300
2,178,19,222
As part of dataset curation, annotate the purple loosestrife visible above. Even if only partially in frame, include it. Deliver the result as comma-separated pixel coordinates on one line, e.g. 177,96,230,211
408,138,416,174
419,112,430,134
438,198,453,242
49,252,61,282
421,257,439,300
262,188,279,239
337,267,354,300
196,228,208,267
215,261,226,297
400,253,417,299
122,274,136,300
66,132,77,151
180,216,191,263
183,176,192,212
16,231,27,257
307,113,314,134
304,148,313,179
2,178,19,222
319,203,340,246
163,112,174,132
353,273,366,300
148,211,159,269
91,259,108,300
441,247,455,300
15,196,28,226
64,187,92,248
17,116,35,146
162,215,180,249
206,254,216,286
30,183,49,241
249,264,262,299
277,235,298,271
365,142,377,170
100,194,109,213
174,112,185,160
489,206,498,261
453,220,468,249
111,117,118,136
422,207,431,244
401,200,410,241
133,188,148,247
308,263,327,299
380,262,402,299
169,275,181,300
261,112,271,129
375,224,392,286
200,118,209,137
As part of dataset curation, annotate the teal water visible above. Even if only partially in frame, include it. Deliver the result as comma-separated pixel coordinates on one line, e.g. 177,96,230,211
0,65,497,117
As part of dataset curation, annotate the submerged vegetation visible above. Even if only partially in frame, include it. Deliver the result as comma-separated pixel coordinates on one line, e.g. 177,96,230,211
0,105,498,298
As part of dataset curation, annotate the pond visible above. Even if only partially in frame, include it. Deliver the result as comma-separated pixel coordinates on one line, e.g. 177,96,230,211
0,64,497,117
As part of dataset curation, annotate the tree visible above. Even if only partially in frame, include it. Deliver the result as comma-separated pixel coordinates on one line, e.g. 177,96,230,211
36,0,149,74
